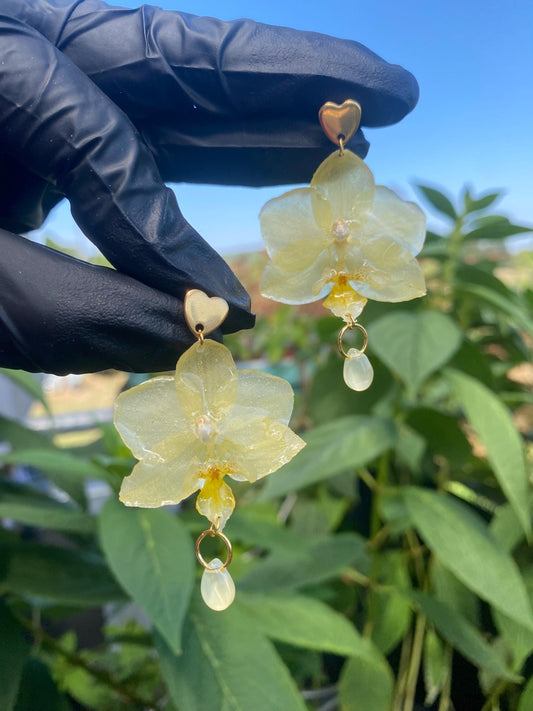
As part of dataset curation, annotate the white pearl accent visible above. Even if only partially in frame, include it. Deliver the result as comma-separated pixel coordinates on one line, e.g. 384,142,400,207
200,558,236,611
343,348,374,391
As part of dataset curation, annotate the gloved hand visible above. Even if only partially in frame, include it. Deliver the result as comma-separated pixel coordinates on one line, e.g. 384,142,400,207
0,0,419,375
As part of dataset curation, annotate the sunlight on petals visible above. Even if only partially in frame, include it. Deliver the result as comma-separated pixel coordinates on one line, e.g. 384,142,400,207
272,238,327,273
260,249,332,304
114,376,188,459
365,187,426,255
175,340,238,422
119,432,202,508
259,188,327,257
311,150,374,228
220,417,305,483
354,259,426,302
232,370,295,425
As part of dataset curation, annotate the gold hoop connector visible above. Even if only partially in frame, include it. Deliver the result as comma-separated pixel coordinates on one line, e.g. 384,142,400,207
337,319,368,359
195,524,233,571
338,136,345,156
195,327,205,345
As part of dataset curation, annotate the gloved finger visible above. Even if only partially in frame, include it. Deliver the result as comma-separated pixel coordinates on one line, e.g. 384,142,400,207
0,228,223,375
0,14,254,334
4,0,418,186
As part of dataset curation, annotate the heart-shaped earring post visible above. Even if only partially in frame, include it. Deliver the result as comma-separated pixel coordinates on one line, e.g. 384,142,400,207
184,289,229,337
318,99,362,147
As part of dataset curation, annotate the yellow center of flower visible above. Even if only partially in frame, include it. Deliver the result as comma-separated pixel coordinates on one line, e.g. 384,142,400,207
323,274,368,320
331,218,351,243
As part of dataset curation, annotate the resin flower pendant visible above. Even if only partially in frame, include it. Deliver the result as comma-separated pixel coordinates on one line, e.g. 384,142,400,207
114,289,305,610
259,100,426,392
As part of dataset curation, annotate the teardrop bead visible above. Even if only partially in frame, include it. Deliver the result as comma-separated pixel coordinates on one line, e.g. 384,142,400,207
200,558,236,611
343,348,374,391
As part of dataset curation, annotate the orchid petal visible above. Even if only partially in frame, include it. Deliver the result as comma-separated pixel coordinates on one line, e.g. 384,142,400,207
175,340,238,422
311,150,374,229
218,416,305,483
260,188,328,257
114,376,188,459
119,431,203,508
352,258,426,302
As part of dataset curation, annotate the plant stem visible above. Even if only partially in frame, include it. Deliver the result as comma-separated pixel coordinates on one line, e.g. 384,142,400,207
437,645,453,711
403,613,426,711
363,452,391,637
16,614,156,709
393,629,413,711
480,680,509,711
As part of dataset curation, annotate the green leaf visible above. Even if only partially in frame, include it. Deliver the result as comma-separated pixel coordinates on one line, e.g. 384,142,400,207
518,675,533,711
403,488,533,631
0,485,95,534
464,215,532,242
99,500,194,654
338,641,394,711
0,601,30,711
238,532,369,592
416,184,457,220
405,408,471,466
491,500,530,552
0,416,52,451
0,449,111,483
0,369,51,416
447,369,531,536
455,283,533,339
260,416,396,500
431,560,479,626
423,627,447,705
448,339,494,387
371,552,412,654
0,543,122,606
493,609,533,669
14,658,71,711
464,190,502,214
238,592,366,657
157,600,307,711
408,591,519,681
369,311,462,392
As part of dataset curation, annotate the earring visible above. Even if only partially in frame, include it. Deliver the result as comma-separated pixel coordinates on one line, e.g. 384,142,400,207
114,289,305,611
259,100,426,391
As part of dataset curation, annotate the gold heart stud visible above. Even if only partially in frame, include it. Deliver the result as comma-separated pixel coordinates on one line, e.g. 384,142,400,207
184,289,229,337
318,99,362,147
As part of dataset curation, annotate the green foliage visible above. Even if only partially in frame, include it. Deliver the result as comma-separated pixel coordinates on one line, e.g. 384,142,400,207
1,182,532,710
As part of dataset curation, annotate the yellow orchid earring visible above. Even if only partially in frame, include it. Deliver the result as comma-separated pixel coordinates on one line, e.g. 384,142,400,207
260,100,427,391
114,289,305,610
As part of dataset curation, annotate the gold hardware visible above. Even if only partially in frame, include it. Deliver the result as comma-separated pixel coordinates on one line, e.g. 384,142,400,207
318,99,362,148
337,318,368,359
195,522,233,571
184,289,229,339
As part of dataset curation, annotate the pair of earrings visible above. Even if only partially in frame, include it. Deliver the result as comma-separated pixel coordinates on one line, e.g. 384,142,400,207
114,100,426,611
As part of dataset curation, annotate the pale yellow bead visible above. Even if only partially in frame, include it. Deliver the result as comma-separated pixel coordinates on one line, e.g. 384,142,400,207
200,558,236,611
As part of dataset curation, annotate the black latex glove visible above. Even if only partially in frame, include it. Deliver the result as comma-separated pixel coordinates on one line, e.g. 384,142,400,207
0,0,419,375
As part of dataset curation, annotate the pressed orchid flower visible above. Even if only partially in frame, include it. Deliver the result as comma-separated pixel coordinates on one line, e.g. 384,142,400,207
260,150,426,321
115,339,305,529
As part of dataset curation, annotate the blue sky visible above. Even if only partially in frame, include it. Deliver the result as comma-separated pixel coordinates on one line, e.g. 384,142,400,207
38,0,533,255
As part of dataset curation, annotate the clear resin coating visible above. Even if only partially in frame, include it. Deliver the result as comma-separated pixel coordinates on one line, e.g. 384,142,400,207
200,558,236,611
343,348,374,391
260,149,426,319
114,339,305,529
